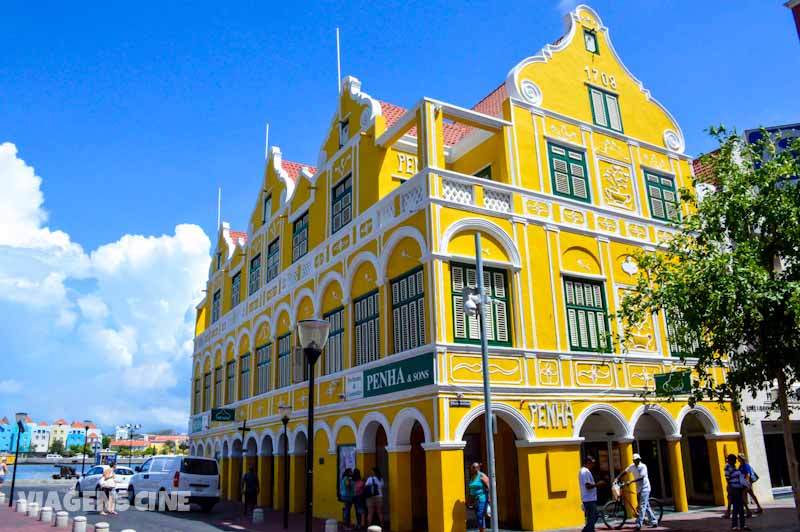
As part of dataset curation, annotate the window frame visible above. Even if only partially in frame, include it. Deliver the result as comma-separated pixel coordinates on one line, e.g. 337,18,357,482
262,194,272,225
583,28,599,54
339,118,349,149
248,254,261,296
203,371,211,411
214,365,222,408
211,289,221,323
390,267,426,354
588,86,623,133
547,142,591,203
563,276,611,353
225,360,235,404
474,164,492,180
231,272,241,308
277,333,292,388
643,170,681,222
450,263,512,347
292,211,309,263
255,343,271,395
331,174,353,235
266,239,280,283
353,290,380,366
323,307,345,375
239,353,251,401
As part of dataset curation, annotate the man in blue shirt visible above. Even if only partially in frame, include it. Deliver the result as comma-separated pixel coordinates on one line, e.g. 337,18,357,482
725,454,749,531
738,453,763,516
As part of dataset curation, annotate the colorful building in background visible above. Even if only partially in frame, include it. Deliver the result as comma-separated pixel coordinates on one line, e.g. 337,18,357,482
188,5,741,531
0,418,12,452
31,422,51,453
49,419,69,449
8,416,34,453
65,422,87,450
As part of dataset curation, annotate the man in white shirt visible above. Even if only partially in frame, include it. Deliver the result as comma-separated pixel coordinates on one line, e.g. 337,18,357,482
615,453,657,530
579,456,603,532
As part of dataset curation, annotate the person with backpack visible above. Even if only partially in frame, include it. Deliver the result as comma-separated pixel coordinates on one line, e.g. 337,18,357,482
365,467,385,528
352,468,366,528
340,468,355,529
738,453,763,516
725,454,748,531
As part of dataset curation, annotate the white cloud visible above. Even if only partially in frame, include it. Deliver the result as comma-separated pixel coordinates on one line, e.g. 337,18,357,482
556,0,579,13
0,143,210,430
0,379,23,394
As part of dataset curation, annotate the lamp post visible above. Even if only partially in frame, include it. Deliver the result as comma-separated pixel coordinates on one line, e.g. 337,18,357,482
8,412,27,507
278,405,292,530
462,233,500,532
297,319,330,532
125,424,141,468
80,420,91,476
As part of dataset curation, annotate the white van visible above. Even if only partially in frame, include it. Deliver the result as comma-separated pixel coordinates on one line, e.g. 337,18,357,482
127,455,219,512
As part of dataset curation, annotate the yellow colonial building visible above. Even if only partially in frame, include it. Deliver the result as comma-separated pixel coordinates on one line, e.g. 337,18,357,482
189,5,741,531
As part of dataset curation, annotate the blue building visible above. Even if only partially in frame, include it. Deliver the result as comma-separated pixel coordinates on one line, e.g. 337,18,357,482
0,418,12,452
65,425,86,450
2,416,34,453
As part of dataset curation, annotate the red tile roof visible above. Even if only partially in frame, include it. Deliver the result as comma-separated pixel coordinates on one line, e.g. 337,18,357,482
53,419,67,425
147,435,189,443
472,83,507,119
229,230,248,245
0,417,8,425
38,422,48,426
24,416,34,423
281,160,317,182
692,149,719,182
380,101,407,129
70,421,84,428
111,439,148,447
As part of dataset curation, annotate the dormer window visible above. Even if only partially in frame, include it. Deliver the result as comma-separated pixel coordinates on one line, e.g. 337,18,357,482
584,29,599,54
216,253,222,270
339,118,349,149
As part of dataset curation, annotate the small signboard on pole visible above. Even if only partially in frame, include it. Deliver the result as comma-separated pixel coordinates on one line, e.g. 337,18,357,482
654,371,692,396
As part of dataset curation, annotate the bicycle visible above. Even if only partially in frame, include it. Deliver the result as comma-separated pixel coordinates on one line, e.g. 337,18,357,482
601,481,663,530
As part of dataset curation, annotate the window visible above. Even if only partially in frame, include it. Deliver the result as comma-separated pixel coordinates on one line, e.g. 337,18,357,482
589,86,623,132
216,253,222,270
584,29,599,54
451,263,511,346
248,254,261,295
266,239,280,282
256,343,271,395
194,378,201,413
644,171,680,222
331,175,353,234
211,290,221,323
324,308,344,375
214,365,222,408
354,291,381,366
564,277,609,352
239,353,251,400
292,212,309,262
277,334,292,388
666,313,700,357
339,118,349,149
203,371,211,411
548,143,590,202
231,272,241,308
391,268,426,353
474,165,492,180
226,360,235,404
262,194,272,224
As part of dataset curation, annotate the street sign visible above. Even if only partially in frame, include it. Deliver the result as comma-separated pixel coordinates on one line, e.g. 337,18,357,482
211,408,236,422
654,371,692,396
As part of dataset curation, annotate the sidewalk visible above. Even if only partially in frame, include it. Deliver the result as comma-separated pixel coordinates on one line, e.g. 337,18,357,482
0,504,60,531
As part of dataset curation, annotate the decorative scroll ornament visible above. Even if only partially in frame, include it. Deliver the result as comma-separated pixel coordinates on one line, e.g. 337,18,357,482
520,80,542,106
663,129,684,153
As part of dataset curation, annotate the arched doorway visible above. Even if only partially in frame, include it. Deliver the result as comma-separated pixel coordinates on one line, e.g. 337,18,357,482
680,412,714,505
578,407,630,505
359,417,390,528
632,413,672,502
231,439,244,503
195,443,204,457
221,440,230,500
462,415,522,530
409,421,428,530
292,431,307,512
260,434,275,508
245,436,258,489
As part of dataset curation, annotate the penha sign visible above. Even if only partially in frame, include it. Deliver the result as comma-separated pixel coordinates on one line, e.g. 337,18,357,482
363,353,435,398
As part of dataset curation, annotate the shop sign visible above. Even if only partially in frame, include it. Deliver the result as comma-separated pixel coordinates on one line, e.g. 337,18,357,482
190,413,209,434
346,373,364,401
450,399,471,408
364,353,434,398
211,408,236,422
528,401,575,429
654,371,691,396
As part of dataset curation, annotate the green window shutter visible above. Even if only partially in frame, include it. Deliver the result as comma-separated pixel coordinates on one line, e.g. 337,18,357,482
451,262,511,346
214,366,222,408
256,343,271,395
563,277,610,352
323,308,344,375
353,291,380,365
231,273,241,308
331,175,353,235
390,267,426,355
212,289,221,323
277,334,291,388
266,239,280,282
249,254,261,295
548,143,590,202
644,171,681,222
292,211,309,262
589,86,623,133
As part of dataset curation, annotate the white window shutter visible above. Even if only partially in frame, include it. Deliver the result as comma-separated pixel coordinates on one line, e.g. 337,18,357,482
393,308,401,353
607,95,622,131
568,309,579,348
591,89,607,127
493,272,506,298
452,266,464,291
454,295,467,338
577,310,589,349
495,300,509,342
466,267,477,288
417,299,426,344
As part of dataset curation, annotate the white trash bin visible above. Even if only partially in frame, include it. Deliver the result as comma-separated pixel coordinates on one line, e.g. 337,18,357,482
40,506,53,523
55,510,70,528
27,501,40,518
94,522,110,531
325,518,338,532
253,508,265,524
15,498,27,514
72,515,87,532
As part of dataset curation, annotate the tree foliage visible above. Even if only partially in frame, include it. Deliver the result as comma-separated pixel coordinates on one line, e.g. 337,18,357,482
48,439,65,455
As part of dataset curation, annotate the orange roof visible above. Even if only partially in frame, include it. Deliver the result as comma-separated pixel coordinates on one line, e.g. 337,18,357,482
38,421,49,426
281,160,317,182
24,416,34,423
229,230,248,245
0,417,8,425
53,419,67,425
147,435,189,443
110,439,148,447
70,421,84,428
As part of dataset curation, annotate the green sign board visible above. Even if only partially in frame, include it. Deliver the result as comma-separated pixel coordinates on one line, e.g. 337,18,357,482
211,408,236,422
654,371,692,396
363,353,434,398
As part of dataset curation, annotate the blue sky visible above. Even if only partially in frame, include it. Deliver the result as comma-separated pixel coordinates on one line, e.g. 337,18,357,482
0,1,797,432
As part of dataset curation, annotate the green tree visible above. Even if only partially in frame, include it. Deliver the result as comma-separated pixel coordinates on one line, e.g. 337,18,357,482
618,127,800,519
48,440,65,455
68,444,84,456
163,440,176,455
178,440,189,455
101,436,111,449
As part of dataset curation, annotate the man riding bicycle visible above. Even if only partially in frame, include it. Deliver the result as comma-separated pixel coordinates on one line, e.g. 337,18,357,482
614,453,657,530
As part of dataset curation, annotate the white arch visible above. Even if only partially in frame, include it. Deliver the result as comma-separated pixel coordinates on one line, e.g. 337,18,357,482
236,328,252,355
201,351,212,371
676,405,720,435
223,336,237,360
389,407,432,446
290,426,308,454
356,412,391,452
628,404,680,439
293,287,318,320
274,302,294,332
230,435,244,458
190,443,197,456
316,270,346,311
193,360,202,377
379,226,428,280
222,440,230,458
259,429,277,456
203,438,213,457
439,218,522,268
313,420,334,449
251,314,274,346
244,434,260,456
572,403,631,439
346,252,382,296
331,416,358,444
453,402,535,442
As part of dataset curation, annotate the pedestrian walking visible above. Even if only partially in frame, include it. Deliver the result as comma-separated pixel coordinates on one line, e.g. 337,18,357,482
725,454,749,531
579,456,604,532
99,462,117,516
467,462,491,532
340,467,355,528
738,453,763,516
365,467,384,528
241,465,259,516
352,468,366,528
615,453,657,530
0,457,8,486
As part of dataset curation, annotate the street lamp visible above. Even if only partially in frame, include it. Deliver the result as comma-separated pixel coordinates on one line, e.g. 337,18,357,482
125,424,141,468
81,420,91,476
8,412,27,507
297,319,330,532
462,233,500,532
278,404,292,530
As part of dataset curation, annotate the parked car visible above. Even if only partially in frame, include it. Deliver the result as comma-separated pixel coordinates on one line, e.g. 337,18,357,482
46,453,63,460
127,455,219,513
75,465,135,497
